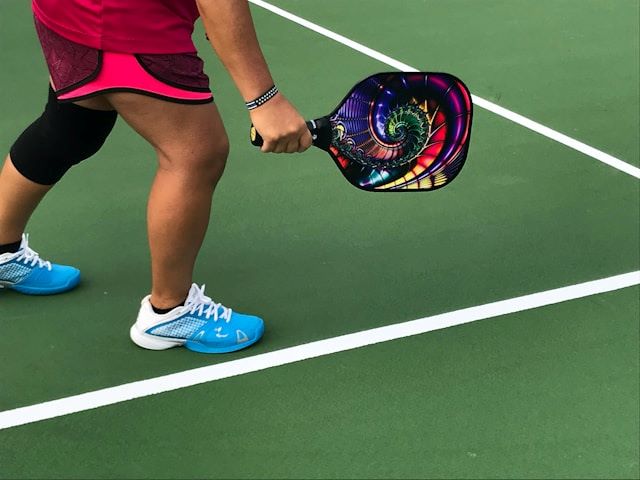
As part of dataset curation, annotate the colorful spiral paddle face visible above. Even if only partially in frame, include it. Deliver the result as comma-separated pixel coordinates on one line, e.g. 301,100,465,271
328,72,472,191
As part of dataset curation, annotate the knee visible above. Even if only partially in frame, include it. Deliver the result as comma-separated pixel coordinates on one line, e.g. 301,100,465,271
208,134,230,172
159,134,230,184
195,137,229,185
10,87,117,185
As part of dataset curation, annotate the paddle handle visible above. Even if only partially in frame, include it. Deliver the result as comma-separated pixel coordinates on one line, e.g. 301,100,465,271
250,117,332,151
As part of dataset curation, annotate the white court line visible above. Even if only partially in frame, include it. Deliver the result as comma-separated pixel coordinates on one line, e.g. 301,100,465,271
1,271,638,431
249,0,640,180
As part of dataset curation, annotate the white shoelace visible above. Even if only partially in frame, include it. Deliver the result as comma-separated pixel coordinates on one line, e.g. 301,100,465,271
186,284,232,322
15,234,52,271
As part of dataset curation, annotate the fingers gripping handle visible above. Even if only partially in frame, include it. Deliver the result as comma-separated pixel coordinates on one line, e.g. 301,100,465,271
250,120,317,147
250,117,332,151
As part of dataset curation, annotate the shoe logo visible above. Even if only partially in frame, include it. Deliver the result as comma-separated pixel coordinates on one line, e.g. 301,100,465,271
193,331,206,341
215,327,228,338
236,330,249,344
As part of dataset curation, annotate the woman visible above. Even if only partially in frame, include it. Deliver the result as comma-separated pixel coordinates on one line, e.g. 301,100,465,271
0,0,312,353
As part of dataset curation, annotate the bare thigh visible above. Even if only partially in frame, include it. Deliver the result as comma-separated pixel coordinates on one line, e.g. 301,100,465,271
102,93,228,167
73,96,114,111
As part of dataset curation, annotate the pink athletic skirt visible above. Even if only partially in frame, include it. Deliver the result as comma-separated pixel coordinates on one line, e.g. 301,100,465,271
34,17,213,104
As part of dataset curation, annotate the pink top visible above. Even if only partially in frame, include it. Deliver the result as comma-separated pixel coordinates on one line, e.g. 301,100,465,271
32,0,200,54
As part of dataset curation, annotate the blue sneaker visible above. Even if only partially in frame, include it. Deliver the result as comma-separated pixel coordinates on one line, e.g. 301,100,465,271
130,283,265,353
0,234,81,295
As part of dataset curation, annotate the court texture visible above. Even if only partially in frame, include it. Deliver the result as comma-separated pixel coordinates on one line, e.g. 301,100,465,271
1,0,639,478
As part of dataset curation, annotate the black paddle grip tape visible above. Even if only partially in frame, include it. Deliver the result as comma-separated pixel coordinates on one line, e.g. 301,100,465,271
250,117,332,151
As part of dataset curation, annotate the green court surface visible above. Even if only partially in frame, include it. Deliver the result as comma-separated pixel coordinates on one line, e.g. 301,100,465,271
1,0,639,478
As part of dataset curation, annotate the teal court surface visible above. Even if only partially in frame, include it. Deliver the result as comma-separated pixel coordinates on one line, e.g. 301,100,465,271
0,1,639,478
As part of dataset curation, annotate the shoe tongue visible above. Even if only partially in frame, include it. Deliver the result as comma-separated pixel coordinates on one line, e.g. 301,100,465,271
184,283,202,305
19,234,28,251
185,283,209,307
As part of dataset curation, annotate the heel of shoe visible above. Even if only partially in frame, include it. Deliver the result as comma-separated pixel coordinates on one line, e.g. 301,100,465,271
129,324,184,351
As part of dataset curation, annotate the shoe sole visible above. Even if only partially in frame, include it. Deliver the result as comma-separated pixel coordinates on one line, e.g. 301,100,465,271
1,271,81,295
130,322,264,354
129,324,186,350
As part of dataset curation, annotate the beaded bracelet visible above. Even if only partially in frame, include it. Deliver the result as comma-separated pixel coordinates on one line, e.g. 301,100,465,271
245,85,279,110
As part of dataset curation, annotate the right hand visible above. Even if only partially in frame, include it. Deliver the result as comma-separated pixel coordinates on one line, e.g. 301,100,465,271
249,93,313,153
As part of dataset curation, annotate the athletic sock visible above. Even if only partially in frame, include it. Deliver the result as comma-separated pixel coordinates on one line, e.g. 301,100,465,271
151,300,185,315
0,240,21,255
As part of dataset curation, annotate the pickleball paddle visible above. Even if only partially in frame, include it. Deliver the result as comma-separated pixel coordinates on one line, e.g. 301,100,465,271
250,72,473,192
